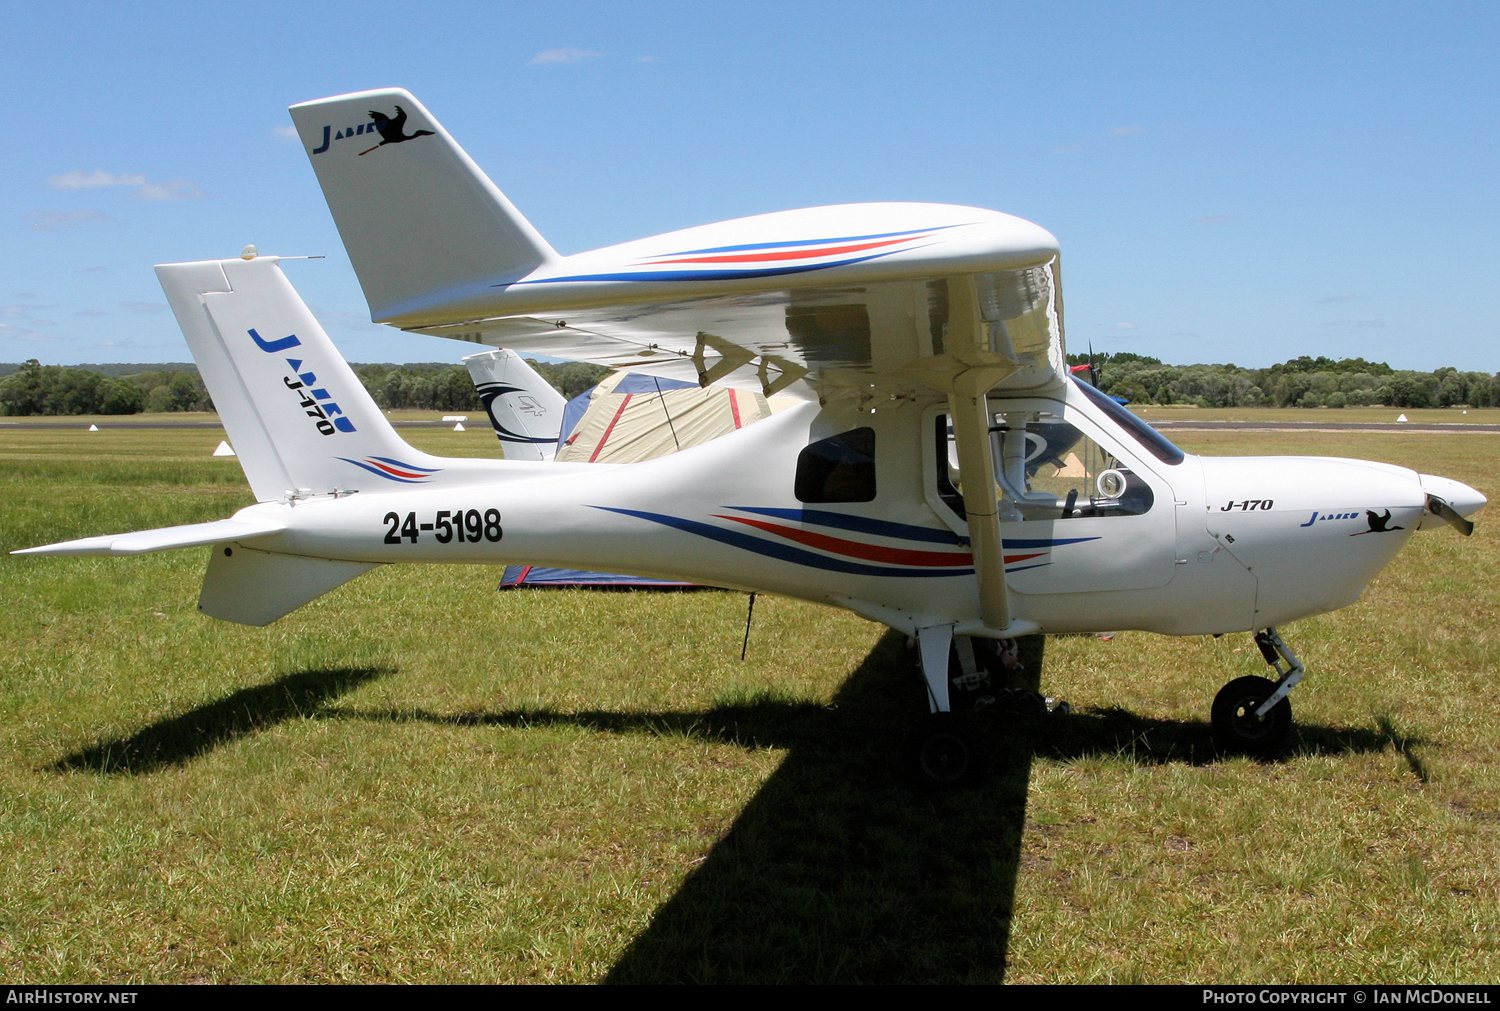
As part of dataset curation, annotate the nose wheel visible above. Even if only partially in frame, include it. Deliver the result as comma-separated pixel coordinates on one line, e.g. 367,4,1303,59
1211,628,1303,756
1211,675,1292,754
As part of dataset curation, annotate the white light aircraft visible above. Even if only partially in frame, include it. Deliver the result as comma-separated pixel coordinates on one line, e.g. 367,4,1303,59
16,89,1486,787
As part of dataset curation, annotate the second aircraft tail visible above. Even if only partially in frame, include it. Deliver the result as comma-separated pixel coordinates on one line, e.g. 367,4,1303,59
463,348,567,461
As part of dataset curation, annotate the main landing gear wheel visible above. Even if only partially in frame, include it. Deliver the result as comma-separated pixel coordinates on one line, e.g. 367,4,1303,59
903,712,987,790
1211,675,1292,756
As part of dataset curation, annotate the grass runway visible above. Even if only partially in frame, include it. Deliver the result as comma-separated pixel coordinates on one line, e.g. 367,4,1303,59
0,420,1496,983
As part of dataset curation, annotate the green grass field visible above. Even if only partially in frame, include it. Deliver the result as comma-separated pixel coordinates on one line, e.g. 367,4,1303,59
1132,405,1500,426
0,420,1496,983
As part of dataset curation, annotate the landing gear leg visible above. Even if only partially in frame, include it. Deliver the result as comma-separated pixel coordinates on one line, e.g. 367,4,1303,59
1211,627,1303,755
904,625,986,789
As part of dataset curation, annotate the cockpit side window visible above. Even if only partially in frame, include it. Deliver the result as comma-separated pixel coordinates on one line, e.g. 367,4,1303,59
796,427,876,503
1018,414,1154,519
930,407,1154,522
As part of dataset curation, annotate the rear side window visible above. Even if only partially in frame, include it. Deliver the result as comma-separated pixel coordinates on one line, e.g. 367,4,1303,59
796,428,876,503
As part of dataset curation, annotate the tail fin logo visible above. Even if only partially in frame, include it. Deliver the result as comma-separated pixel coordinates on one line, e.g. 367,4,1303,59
248,328,301,353
309,105,435,157
247,330,357,436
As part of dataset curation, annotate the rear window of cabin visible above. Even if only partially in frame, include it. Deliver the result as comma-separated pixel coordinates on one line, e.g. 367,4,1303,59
795,428,876,503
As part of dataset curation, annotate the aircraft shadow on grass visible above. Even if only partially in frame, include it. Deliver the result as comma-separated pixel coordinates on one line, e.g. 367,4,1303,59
49,666,387,775
325,633,1405,984
48,638,1411,982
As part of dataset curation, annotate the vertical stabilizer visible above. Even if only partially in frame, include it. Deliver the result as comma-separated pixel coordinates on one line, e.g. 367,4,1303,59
157,255,443,502
199,545,377,626
464,348,566,461
287,88,557,323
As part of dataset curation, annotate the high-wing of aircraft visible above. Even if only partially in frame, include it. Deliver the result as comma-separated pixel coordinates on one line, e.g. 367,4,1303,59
16,89,1486,788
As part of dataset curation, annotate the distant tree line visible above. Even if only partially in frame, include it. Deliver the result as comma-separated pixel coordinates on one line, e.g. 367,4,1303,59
4,352,1493,416
351,360,609,410
1067,353,1500,409
0,358,611,416
0,360,211,416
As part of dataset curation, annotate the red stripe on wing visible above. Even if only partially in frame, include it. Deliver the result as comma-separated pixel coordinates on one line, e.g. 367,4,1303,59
644,234,929,266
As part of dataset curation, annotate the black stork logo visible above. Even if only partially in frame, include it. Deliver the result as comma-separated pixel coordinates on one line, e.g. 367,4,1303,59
358,106,435,155
1351,508,1405,536
308,105,435,156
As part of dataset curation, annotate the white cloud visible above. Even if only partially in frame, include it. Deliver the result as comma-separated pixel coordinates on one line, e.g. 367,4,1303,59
1109,125,1143,136
28,209,111,231
529,47,601,65
0,322,57,342
272,124,299,141
46,170,205,202
0,305,57,328
1190,214,1235,224
1115,321,1137,330
130,179,205,202
636,55,660,63
48,169,145,190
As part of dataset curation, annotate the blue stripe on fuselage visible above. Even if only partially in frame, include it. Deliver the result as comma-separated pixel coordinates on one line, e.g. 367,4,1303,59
592,506,974,578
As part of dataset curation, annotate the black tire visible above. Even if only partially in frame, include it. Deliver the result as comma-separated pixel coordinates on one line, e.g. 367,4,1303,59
1211,675,1292,756
903,712,987,789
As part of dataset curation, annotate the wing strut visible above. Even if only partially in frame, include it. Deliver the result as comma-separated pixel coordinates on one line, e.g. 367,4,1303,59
944,277,1017,632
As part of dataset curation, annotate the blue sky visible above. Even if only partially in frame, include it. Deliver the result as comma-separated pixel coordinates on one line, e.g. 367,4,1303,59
4,1,1497,370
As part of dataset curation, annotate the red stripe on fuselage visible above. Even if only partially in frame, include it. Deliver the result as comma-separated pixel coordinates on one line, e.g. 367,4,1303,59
369,461,431,479
644,234,929,266
716,515,974,566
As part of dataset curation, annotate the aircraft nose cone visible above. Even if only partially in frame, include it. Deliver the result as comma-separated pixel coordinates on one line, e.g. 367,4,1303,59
1421,474,1487,518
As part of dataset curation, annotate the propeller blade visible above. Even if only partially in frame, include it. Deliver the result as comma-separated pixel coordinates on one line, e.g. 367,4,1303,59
1426,494,1475,536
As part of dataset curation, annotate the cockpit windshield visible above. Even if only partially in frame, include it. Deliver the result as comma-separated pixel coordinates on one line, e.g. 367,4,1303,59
1072,377,1185,466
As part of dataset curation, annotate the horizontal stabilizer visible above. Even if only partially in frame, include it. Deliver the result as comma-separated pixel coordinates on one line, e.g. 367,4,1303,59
198,545,377,626
12,516,286,557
